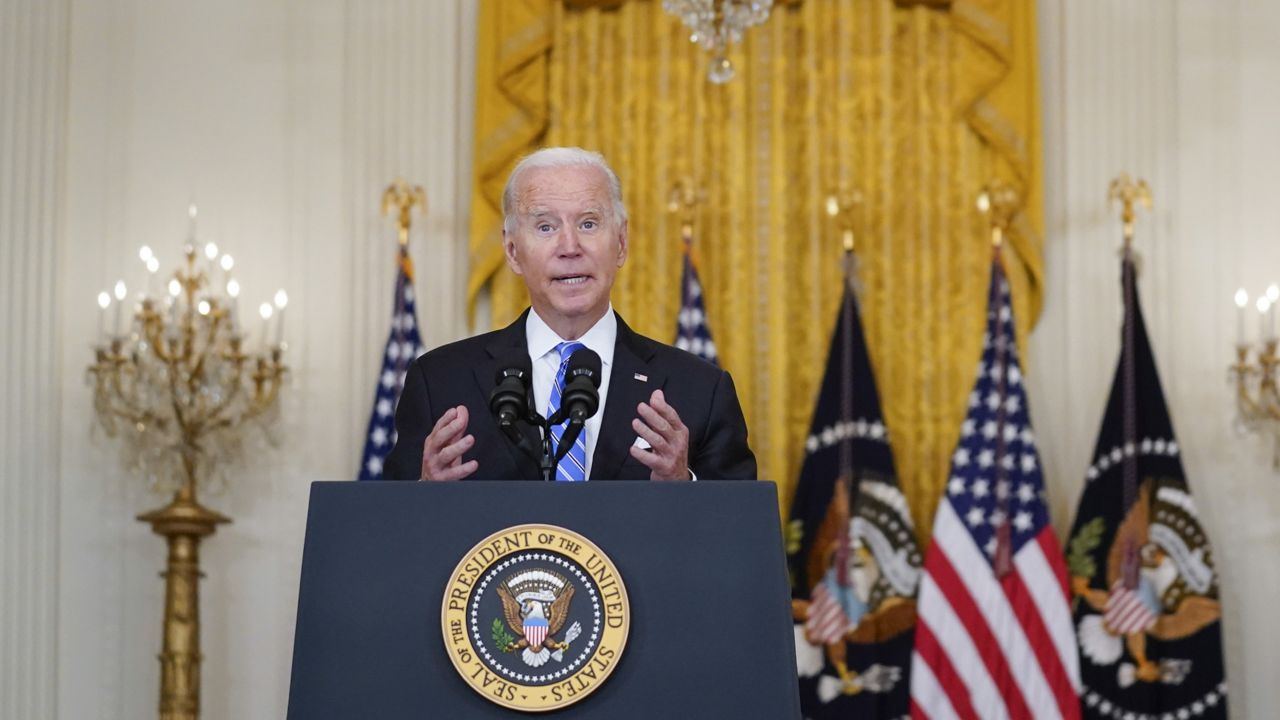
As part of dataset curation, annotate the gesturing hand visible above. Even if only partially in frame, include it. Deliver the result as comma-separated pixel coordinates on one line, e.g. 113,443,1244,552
629,389,691,481
420,405,479,481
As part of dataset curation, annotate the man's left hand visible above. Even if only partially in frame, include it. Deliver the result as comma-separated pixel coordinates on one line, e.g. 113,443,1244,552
630,389,691,481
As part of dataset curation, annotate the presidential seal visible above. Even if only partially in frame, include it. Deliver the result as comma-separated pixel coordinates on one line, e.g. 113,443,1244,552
442,524,630,712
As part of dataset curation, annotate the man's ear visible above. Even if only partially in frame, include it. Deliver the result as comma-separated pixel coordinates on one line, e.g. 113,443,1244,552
503,229,524,276
615,220,628,268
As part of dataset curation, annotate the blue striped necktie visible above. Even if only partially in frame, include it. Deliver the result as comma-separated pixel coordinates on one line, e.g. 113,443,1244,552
547,341,588,482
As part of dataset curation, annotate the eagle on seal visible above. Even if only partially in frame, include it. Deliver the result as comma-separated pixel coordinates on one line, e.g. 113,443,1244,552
497,571,577,668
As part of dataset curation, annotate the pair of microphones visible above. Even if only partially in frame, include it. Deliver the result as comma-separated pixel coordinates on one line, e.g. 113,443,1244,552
488,348,602,481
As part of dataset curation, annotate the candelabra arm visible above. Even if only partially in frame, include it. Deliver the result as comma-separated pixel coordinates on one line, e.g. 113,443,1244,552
1232,341,1280,469
99,362,169,434
196,377,250,438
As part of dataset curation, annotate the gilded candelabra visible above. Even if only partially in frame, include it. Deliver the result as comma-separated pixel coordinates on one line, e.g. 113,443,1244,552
1231,327,1280,468
89,216,287,720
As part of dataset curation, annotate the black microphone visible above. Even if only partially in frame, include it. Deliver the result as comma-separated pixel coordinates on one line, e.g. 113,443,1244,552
548,348,602,427
546,349,602,474
489,354,533,430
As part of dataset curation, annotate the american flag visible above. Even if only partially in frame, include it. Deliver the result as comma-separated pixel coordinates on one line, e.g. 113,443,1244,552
673,244,718,365
357,248,425,480
910,257,1081,720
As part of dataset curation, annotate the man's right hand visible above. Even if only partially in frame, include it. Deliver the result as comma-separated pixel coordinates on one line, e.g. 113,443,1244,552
420,405,478,481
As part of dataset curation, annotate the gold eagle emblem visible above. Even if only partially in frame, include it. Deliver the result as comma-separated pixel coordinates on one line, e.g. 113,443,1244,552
496,570,581,667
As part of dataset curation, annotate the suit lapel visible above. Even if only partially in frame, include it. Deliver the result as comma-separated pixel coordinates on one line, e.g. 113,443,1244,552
472,310,542,480
592,314,664,481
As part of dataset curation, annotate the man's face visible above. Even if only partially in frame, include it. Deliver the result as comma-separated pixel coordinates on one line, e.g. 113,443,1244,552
504,164,627,334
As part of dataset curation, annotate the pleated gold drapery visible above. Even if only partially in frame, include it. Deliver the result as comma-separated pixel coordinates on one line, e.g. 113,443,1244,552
467,0,1043,538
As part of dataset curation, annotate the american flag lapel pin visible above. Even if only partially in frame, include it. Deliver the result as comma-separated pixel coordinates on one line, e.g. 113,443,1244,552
634,373,648,382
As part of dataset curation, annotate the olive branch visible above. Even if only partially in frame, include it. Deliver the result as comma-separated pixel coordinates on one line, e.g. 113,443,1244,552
1067,517,1105,583
491,618,517,651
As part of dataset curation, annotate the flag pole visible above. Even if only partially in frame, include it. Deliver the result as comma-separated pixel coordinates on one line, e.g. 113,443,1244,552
1107,174,1152,588
356,180,428,480
382,179,427,250
669,178,723,366
381,179,426,319
824,188,863,295
1108,173,1152,255
823,187,864,583
977,181,1021,576
667,178,702,250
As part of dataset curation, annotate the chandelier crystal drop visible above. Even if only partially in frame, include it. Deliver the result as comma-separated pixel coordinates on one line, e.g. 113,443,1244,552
663,0,774,84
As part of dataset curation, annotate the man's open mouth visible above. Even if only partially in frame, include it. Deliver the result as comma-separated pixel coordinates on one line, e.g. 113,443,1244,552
554,275,590,285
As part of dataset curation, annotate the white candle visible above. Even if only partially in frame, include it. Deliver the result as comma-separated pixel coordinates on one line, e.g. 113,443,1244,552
219,254,234,287
1235,288,1249,345
167,278,181,330
138,246,153,299
1258,298,1271,343
145,256,159,297
97,291,111,345
112,280,127,337
258,302,274,351
273,289,288,346
226,278,241,333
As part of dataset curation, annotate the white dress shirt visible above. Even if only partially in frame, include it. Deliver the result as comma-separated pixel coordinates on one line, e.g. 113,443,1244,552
525,307,616,480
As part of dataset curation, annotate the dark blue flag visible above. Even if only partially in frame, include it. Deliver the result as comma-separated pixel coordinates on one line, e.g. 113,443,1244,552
673,244,718,365
1067,251,1228,719
787,279,921,719
358,248,425,479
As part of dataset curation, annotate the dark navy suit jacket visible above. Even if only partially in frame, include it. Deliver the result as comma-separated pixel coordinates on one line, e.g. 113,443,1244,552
383,310,757,482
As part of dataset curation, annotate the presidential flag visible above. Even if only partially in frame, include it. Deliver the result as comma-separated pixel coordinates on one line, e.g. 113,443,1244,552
788,280,921,720
357,248,425,480
910,255,1081,720
1066,251,1227,719
673,243,718,365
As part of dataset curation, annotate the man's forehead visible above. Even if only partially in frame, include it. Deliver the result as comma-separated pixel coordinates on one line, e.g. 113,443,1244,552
516,165,609,200
522,204,607,218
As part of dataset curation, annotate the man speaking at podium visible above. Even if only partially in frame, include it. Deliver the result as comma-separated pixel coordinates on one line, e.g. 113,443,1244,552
384,147,756,483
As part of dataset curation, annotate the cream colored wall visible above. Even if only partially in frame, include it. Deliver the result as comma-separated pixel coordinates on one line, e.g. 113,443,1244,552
4,0,1278,718
1034,0,1280,717
1,2,69,719
51,1,476,718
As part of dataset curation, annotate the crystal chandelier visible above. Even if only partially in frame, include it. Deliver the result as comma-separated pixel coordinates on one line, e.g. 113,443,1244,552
663,0,774,84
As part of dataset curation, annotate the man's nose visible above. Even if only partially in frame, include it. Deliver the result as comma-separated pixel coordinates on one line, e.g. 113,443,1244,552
557,227,584,255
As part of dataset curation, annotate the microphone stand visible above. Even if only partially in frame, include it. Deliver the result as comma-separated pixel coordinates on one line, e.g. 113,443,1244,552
502,399,582,482
542,406,588,482
538,417,555,482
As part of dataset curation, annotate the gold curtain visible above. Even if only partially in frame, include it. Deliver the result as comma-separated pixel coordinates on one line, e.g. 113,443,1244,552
467,0,1043,539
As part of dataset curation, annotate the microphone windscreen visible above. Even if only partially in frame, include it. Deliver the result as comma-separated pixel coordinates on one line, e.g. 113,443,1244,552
565,347,602,388
492,351,532,386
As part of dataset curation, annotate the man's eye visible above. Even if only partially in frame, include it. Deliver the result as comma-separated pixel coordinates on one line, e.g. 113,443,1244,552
581,220,597,230
537,224,554,233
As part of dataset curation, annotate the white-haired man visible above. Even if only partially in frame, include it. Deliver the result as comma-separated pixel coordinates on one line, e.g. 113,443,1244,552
384,147,756,482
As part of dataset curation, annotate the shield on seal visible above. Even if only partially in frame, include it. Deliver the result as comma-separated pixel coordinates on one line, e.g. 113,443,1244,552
523,615,549,647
